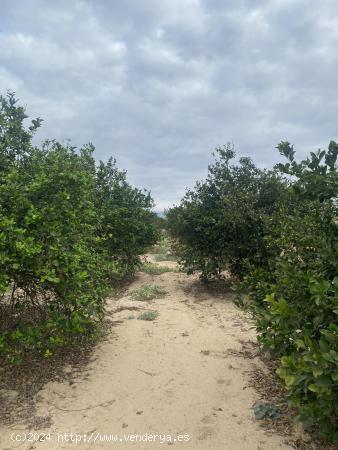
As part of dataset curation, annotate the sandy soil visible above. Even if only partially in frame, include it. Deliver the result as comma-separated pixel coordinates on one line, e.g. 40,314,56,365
0,258,295,450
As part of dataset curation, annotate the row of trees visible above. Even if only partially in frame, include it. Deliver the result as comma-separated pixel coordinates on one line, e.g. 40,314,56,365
0,92,158,363
167,142,338,441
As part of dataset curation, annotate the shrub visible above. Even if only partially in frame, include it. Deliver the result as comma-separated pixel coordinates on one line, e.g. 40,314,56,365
246,142,338,440
167,139,338,441
0,92,158,362
95,158,159,279
166,143,287,281
277,324,338,441
141,262,174,275
152,234,171,254
130,285,166,301
137,310,159,321
0,140,107,361
153,253,178,262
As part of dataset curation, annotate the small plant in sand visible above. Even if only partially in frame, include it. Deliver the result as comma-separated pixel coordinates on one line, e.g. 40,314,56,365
141,263,173,275
130,284,166,301
137,310,159,321
252,402,281,420
154,253,178,262
152,235,171,254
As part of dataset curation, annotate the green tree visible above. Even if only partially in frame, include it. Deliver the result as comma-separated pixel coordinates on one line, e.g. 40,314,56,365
167,144,286,280
95,157,158,279
0,92,158,363
246,142,338,440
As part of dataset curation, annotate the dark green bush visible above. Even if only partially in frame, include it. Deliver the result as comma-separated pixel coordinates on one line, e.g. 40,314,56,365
0,92,158,362
277,323,338,441
166,143,286,281
95,158,158,279
243,143,338,440
167,139,338,441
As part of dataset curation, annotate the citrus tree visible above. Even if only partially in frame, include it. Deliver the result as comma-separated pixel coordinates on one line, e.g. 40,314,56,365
0,92,158,362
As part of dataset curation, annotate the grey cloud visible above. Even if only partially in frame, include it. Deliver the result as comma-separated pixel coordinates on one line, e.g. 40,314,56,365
0,0,337,210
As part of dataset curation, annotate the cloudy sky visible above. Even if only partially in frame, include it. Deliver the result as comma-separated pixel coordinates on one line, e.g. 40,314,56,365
1,0,337,210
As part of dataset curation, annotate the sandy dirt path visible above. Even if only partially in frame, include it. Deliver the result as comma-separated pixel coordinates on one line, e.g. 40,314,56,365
0,259,294,450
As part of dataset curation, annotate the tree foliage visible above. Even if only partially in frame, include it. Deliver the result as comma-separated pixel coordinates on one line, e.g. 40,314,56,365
0,92,158,362
166,143,286,280
95,158,158,279
167,140,338,441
